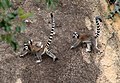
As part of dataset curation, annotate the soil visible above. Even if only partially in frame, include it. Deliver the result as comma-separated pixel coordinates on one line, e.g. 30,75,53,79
0,0,120,83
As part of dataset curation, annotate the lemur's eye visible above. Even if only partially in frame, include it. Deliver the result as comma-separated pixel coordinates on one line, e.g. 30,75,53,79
72,35,75,38
23,46,28,51
25,46,28,49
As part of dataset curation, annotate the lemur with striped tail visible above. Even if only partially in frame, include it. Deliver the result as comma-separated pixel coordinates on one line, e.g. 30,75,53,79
107,0,120,19
20,13,57,63
71,16,102,53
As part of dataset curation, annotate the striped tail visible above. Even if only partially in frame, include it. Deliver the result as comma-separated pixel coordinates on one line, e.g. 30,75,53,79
94,16,102,39
46,13,55,48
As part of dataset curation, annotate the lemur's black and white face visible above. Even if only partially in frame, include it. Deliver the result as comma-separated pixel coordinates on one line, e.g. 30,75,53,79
23,39,33,51
23,43,29,51
70,32,80,49
20,40,32,58
72,32,79,39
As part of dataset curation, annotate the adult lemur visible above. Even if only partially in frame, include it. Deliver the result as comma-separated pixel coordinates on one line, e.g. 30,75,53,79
20,13,57,63
71,16,102,53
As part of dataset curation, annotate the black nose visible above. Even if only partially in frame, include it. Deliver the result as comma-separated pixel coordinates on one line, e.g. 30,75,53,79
23,48,26,51
72,36,75,38
77,35,79,38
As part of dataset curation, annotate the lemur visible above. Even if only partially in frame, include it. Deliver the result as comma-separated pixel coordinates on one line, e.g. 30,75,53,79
107,0,120,19
70,16,102,53
106,0,116,5
20,13,57,63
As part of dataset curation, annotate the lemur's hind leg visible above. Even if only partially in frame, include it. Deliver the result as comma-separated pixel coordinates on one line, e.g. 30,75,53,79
90,39,102,54
82,41,92,52
35,47,47,63
46,50,57,61
86,42,92,52
35,52,43,63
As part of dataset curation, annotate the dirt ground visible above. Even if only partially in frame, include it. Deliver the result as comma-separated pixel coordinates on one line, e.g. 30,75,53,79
0,0,120,83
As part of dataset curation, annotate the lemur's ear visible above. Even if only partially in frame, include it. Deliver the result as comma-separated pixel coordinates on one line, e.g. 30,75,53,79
73,32,77,34
28,39,33,45
24,43,27,46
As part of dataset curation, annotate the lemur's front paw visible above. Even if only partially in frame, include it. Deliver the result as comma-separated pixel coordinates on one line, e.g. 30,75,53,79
19,54,25,58
86,48,92,53
53,57,58,62
70,46,75,49
36,60,42,63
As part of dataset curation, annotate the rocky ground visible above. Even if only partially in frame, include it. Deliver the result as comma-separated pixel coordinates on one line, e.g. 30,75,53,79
0,0,120,83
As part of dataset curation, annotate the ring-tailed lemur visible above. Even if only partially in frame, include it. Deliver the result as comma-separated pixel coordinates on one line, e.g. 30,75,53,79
20,13,57,63
106,0,116,5
71,16,102,53
107,0,120,19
